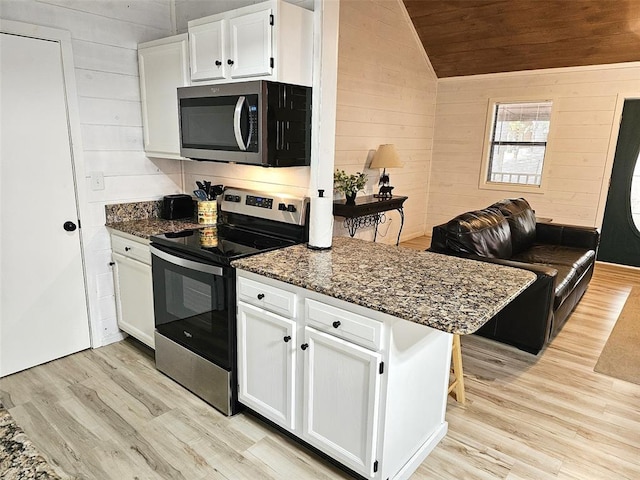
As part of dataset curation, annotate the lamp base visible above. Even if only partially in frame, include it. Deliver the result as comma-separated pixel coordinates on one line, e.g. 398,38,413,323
374,185,394,198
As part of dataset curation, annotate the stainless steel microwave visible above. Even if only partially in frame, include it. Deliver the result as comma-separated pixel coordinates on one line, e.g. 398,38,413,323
177,80,312,167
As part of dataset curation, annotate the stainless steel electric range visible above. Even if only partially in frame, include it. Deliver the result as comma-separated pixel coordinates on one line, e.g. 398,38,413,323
150,187,309,415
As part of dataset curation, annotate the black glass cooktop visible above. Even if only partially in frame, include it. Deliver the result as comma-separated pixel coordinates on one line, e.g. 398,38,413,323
151,224,297,265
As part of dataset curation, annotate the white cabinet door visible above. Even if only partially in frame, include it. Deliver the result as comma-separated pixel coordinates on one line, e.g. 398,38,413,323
302,327,382,478
112,252,155,349
237,302,296,429
138,34,189,159
228,9,273,79
189,20,226,81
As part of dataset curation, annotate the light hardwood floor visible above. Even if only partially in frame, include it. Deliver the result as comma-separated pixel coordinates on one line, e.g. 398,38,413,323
2,237,640,479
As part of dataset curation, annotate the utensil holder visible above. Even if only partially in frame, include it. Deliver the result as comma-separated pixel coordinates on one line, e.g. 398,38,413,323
197,200,217,225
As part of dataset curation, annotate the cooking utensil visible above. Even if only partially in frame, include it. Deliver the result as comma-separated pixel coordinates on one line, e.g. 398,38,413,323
193,189,208,201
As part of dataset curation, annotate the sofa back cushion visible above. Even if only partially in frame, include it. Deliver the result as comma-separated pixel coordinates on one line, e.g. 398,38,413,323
489,198,536,254
439,209,513,259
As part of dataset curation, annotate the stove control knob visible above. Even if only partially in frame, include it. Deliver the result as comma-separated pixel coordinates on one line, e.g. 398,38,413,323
278,203,287,211
286,204,297,213
234,195,241,202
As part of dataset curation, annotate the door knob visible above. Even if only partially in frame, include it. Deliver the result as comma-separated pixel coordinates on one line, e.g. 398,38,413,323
63,221,77,232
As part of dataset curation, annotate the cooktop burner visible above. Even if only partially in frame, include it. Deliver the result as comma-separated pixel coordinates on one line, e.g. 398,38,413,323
152,224,297,264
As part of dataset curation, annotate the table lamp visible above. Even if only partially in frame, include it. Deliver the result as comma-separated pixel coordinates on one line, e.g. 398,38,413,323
370,144,403,198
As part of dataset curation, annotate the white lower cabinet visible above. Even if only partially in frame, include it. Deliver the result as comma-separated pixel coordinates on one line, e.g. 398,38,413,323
302,327,381,477
111,232,155,348
236,270,452,480
237,302,296,429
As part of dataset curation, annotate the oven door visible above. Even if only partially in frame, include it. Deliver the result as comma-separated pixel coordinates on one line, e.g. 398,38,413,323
150,244,235,370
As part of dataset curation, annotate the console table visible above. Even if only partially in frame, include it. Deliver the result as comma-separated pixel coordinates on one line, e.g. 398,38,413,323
333,195,407,245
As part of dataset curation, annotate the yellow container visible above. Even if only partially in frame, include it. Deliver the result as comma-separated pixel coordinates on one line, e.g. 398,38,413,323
197,200,217,225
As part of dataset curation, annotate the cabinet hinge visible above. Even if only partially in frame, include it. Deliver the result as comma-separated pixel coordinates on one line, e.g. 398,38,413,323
379,362,384,374
269,14,274,26
77,219,81,229
373,460,379,473
270,57,274,69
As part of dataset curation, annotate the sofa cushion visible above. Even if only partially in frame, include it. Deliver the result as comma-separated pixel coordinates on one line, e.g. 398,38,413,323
443,209,512,259
489,198,537,254
512,244,596,308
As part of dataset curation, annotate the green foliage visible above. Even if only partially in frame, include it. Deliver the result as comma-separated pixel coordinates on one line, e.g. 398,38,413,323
333,170,367,195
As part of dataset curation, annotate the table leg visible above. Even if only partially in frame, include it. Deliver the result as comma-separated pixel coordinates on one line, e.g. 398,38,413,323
396,207,405,246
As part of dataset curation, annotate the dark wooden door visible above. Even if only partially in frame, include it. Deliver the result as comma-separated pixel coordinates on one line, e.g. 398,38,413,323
597,99,640,266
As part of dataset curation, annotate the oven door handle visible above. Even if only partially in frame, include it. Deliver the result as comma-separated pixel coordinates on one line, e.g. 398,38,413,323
150,246,224,277
233,96,247,151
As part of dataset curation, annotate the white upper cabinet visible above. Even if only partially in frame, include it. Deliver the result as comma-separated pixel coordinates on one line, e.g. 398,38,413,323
188,0,313,86
138,34,190,159
189,20,226,81
228,9,273,79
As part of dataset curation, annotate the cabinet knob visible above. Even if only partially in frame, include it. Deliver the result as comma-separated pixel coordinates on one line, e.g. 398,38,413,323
332,321,341,329
227,59,234,65
257,293,265,300
215,60,222,66
300,343,309,351
109,261,115,266
125,246,131,252
283,335,291,343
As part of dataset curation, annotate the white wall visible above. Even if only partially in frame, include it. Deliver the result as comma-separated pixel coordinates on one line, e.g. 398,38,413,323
1,0,183,346
428,63,640,232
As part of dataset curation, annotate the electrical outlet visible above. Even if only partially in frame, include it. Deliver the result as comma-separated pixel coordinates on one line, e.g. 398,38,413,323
91,171,105,191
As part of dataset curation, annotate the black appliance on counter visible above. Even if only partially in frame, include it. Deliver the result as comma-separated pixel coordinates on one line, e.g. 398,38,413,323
177,80,312,166
150,187,309,415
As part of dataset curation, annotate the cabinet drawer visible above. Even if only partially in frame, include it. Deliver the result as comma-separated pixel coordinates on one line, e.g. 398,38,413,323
111,234,151,265
237,276,296,318
305,299,382,351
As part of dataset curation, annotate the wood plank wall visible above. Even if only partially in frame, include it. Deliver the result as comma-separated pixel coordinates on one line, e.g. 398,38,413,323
428,64,640,232
334,0,437,243
1,0,181,346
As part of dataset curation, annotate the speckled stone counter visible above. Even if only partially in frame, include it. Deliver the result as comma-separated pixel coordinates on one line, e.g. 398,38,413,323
232,236,536,335
105,200,200,239
106,218,201,240
0,403,62,479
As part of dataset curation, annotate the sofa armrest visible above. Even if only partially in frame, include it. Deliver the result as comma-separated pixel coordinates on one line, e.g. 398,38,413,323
464,254,558,279
428,248,558,280
535,222,600,250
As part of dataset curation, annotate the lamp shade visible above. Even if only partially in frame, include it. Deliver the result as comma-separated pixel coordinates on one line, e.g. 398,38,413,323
370,144,403,169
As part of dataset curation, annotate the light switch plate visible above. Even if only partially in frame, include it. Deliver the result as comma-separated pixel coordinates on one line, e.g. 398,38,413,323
91,171,105,191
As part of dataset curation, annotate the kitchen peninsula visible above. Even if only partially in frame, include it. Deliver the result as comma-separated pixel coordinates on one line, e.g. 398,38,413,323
232,237,535,480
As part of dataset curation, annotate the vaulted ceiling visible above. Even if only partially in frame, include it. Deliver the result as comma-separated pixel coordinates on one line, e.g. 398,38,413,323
402,0,640,78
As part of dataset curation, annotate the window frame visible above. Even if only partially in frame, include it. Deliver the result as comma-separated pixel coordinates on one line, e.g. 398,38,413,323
479,97,555,194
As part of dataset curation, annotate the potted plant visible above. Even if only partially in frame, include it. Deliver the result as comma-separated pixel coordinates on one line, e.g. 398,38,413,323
334,169,367,204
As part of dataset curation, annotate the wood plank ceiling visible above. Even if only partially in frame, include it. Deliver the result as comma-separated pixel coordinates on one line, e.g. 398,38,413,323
402,0,640,78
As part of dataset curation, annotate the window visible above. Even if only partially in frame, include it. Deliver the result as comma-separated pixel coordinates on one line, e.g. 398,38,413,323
485,101,552,187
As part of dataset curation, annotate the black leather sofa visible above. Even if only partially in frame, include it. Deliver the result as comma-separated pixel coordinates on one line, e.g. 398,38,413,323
429,198,600,354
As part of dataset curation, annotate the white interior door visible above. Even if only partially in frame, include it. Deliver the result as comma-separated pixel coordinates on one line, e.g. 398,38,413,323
0,32,91,377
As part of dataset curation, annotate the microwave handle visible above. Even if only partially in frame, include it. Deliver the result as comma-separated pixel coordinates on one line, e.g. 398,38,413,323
233,96,247,151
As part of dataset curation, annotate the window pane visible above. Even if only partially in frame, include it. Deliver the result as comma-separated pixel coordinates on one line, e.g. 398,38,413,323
488,101,552,186
489,145,546,185
632,151,640,232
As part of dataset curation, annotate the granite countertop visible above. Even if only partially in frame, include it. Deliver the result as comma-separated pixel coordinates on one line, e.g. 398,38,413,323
106,218,201,240
232,237,536,335
104,199,201,239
